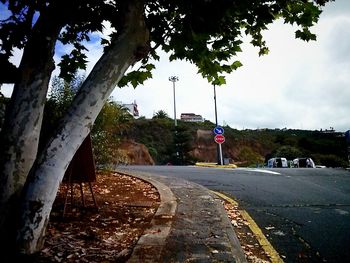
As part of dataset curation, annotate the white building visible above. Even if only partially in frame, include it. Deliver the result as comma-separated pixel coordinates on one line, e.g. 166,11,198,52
122,100,139,117
180,113,204,122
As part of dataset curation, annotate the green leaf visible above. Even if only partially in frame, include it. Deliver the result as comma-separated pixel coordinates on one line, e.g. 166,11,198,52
144,63,155,71
231,60,243,70
118,68,153,88
295,28,317,41
216,76,226,85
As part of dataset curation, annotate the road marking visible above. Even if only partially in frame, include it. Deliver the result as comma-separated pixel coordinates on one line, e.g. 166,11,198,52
334,209,349,215
211,191,284,263
237,168,281,175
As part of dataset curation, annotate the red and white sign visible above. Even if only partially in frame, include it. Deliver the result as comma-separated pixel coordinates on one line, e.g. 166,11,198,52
214,134,225,144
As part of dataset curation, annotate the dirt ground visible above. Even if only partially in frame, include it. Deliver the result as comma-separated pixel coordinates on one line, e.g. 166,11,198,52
34,171,272,263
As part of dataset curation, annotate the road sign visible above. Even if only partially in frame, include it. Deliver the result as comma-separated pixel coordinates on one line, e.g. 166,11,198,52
213,126,224,135
214,134,225,144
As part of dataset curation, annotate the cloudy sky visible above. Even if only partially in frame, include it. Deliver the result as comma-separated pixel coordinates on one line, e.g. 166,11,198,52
1,0,349,132
112,0,350,132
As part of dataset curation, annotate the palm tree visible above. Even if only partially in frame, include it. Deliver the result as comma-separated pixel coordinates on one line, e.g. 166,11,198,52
152,110,170,119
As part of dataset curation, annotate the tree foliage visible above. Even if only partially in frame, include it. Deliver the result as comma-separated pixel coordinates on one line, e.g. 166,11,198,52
0,0,109,83
40,75,83,145
274,145,303,160
92,100,133,166
237,146,265,167
142,0,327,84
44,77,132,166
172,124,196,165
1,0,332,85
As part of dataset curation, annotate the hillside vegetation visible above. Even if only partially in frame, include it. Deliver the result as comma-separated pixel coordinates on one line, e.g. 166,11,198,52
0,93,347,168
125,117,348,168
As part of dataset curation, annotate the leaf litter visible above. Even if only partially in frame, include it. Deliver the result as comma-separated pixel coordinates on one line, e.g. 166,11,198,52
35,171,160,262
34,171,273,262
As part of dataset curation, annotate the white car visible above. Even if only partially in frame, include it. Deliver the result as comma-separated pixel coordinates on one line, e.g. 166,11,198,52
267,157,288,168
292,157,316,168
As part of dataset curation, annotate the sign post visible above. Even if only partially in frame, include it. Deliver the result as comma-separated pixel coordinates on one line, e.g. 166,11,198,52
214,127,225,165
346,130,350,167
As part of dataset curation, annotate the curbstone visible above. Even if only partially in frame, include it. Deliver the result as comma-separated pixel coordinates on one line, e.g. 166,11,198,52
116,170,177,263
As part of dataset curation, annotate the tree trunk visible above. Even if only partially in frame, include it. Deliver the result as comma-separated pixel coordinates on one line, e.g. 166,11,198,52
16,0,149,254
0,8,62,252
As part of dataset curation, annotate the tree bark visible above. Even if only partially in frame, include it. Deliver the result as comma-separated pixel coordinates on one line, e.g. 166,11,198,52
16,0,149,254
0,7,63,244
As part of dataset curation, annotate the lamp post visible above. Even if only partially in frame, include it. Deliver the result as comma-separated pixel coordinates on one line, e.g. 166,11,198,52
169,76,180,162
169,76,178,127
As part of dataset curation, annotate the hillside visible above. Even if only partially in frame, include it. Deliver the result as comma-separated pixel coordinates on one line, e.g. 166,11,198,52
125,118,348,168
1,94,347,167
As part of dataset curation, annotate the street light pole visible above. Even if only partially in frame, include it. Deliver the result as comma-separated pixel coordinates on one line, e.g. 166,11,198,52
213,84,223,165
214,84,218,127
169,76,179,162
169,76,179,127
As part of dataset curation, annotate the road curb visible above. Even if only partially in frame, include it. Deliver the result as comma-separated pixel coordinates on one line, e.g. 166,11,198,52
115,169,177,262
209,191,248,263
211,191,284,263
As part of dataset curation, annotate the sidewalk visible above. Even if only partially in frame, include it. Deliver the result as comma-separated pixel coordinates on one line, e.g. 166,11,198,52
117,169,247,263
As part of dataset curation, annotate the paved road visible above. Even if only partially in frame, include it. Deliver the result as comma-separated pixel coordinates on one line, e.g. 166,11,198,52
120,165,350,263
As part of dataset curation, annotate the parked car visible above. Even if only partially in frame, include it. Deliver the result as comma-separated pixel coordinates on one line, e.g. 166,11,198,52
267,157,288,168
292,157,315,168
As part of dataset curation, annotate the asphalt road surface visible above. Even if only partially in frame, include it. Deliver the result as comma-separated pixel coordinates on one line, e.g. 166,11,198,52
120,165,350,263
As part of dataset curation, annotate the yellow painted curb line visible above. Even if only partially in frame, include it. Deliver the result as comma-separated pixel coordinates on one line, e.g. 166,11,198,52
211,191,239,206
195,162,238,169
211,191,284,263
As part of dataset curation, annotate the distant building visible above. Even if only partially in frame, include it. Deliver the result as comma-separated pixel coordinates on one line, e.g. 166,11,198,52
180,113,204,122
321,127,335,133
122,100,139,117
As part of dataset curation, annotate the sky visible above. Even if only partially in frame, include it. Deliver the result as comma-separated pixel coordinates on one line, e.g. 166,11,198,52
1,0,349,132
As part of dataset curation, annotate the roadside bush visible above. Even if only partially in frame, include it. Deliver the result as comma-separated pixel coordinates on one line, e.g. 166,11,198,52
311,154,348,168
